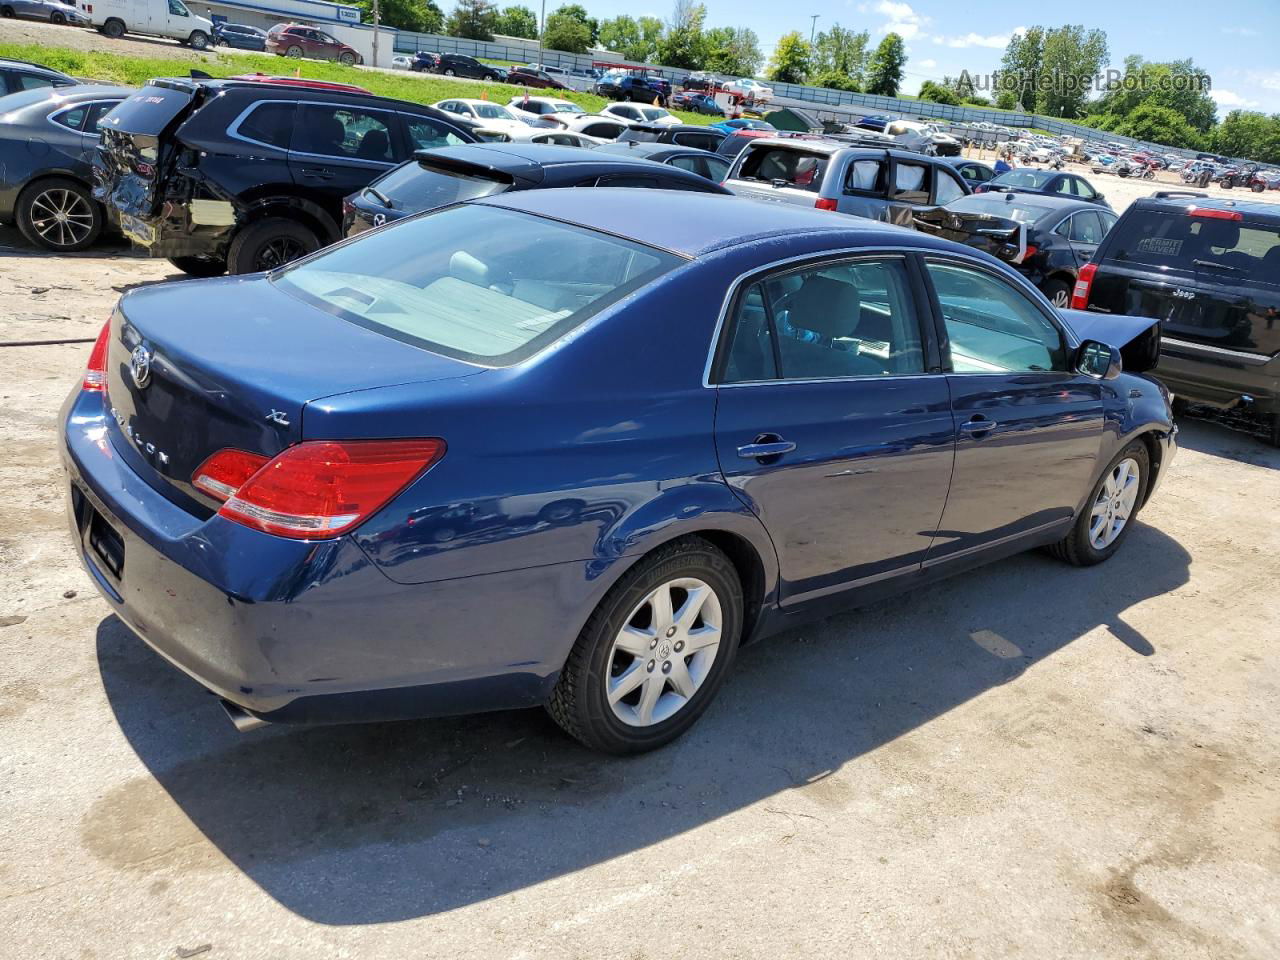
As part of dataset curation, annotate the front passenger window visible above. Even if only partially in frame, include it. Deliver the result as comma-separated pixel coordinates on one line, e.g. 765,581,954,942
925,261,1067,373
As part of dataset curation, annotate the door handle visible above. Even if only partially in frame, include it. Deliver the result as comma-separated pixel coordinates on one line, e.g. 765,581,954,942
960,416,998,436
299,167,335,180
737,435,796,461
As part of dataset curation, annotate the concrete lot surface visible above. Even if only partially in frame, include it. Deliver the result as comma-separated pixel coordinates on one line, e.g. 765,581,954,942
1,223,1278,960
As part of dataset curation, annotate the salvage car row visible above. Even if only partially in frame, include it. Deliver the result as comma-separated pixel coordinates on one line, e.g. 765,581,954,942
8,59,1279,752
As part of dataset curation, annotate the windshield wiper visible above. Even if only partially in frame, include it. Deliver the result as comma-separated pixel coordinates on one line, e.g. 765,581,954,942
1193,258,1242,273
366,186,392,208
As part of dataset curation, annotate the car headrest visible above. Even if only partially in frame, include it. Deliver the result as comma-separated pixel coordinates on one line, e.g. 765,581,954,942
303,114,346,153
1198,219,1240,251
357,129,389,160
450,250,490,286
785,277,862,339
1260,244,1280,275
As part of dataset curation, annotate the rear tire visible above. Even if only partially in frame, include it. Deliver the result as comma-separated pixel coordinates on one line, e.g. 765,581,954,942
286,44,303,58
547,536,743,754
50,10,65,23
1040,278,1072,309
1047,440,1150,567
17,178,102,252
0,7,15,17
168,255,227,278
102,17,124,37
227,217,319,275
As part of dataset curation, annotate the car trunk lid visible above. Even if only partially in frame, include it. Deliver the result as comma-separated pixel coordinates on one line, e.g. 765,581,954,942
913,206,1028,264
105,275,479,510
94,80,199,221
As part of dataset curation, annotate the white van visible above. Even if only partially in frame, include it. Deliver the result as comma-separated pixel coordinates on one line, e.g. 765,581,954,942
80,0,216,49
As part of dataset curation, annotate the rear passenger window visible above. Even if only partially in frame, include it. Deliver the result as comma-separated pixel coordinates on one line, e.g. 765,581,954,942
1068,211,1104,243
892,163,930,203
926,261,1067,373
52,106,87,131
404,116,467,150
236,101,295,149
737,147,827,192
294,105,396,162
721,259,925,383
845,159,883,192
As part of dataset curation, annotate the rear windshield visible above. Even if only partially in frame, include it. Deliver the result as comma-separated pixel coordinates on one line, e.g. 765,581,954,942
1105,210,1280,282
735,146,828,192
367,160,509,212
274,204,683,365
98,84,193,136
945,194,1054,224
990,169,1054,190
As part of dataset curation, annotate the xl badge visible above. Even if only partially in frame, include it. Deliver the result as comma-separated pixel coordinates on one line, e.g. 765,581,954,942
130,344,153,389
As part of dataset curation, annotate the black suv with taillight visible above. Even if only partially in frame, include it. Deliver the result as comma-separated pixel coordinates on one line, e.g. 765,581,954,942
1072,191,1280,444
93,77,478,276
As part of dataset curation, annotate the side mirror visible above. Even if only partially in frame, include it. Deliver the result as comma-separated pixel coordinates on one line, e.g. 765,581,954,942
1075,339,1123,380
1095,192,1105,202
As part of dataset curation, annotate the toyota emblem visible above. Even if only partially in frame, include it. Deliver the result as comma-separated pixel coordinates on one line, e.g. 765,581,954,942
130,344,152,389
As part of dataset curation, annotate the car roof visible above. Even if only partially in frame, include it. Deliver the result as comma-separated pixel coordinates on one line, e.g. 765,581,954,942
740,137,936,163
0,58,75,81
0,83,131,115
952,192,1103,217
481,188,945,257
417,142,678,174
596,141,716,159
1128,193,1280,223
942,156,992,169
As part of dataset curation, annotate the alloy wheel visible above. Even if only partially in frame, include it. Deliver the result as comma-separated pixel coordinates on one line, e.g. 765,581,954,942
605,577,722,727
1089,457,1140,549
254,236,307,271
28,188,94,249
1050,288,1070,307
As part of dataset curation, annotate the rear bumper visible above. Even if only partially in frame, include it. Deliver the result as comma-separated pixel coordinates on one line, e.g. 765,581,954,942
1157,340,1280,417
61,389,577,725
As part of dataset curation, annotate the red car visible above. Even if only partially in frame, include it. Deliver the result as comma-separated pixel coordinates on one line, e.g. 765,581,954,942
506,67,569,90
265,24,362,65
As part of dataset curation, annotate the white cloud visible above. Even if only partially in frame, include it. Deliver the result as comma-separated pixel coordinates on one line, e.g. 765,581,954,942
872,0,927,39
919,58,937,68
931,30,1018,49
1250,70,1280,92
1211,89,1259,109
1221,27,1259,36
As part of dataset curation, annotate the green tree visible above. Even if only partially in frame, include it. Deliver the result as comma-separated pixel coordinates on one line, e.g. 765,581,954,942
598,15,666,61
813,69,858,92
542,7,591,53
446,0,497,40
552,3,597,44
919,80,960,105
1037,25,1108,117
1087,56,1217,133
1107,102,1204,149
995,88,1019,111
766,31,810,84
703,26,761,76
812,24,868,89
1212,111,1280,164
943,72,973,101
355,0,442,32
865,32,906,96
655,0,707,70
999,26,1043,111
493,4,537,38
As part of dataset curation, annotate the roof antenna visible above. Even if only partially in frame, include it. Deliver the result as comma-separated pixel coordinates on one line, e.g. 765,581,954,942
190,68,212,79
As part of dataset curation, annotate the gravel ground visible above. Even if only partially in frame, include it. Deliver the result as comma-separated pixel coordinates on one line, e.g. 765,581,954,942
0,214,1278,960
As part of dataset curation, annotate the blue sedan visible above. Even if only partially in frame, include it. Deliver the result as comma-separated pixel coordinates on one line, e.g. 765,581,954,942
62,190,1175,753
710,117,775,134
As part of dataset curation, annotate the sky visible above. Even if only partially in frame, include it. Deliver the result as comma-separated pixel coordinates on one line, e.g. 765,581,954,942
577,0,1280,116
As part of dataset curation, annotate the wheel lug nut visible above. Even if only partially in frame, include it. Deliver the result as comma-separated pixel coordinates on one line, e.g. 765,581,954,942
647,660,655,672
674,640,684,652
662,661,672,674
649,639,657,649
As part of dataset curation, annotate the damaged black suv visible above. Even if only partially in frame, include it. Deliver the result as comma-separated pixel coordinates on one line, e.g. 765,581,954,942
94,77,479,275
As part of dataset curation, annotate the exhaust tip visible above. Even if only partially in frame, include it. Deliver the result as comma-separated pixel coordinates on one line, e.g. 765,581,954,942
220,699,269,732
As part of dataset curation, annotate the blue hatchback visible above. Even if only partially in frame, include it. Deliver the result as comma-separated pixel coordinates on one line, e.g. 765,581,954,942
62,190,1175,753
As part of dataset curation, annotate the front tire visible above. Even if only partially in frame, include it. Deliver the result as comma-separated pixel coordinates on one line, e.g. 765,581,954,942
227,218,319,274
339,51,355,65
50,10,65,24
188,30,208,50
1048,441,1150,567
17,178,102,252
547,536,744,754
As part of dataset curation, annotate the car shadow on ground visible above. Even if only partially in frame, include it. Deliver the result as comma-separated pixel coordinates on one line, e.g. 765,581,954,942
95,522,1190,926
1173,415,1279,469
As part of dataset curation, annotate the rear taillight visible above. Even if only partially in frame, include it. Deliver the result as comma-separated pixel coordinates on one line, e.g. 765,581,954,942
814,197,838,211
192,449,270,501
1188,207,1243,221
1071,262,1097,309
195,439,445,539
1022,244,1038,259
83,319,110,391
